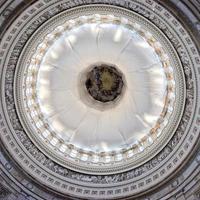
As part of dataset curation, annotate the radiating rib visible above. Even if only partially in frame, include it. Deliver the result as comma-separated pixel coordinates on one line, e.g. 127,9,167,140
115,37,132,62
65,36,85,66
128,62,161,73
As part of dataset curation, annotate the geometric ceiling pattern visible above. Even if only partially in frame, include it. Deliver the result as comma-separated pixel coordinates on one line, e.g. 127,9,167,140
0,0,200,199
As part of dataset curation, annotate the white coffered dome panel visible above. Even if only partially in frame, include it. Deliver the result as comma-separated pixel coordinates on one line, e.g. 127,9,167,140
26,15,171,157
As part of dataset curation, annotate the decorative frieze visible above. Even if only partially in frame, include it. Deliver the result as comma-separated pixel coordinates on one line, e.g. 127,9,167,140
0,0,199,199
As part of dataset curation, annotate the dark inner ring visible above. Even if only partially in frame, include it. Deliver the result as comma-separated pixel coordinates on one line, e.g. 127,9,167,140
85,64,124,103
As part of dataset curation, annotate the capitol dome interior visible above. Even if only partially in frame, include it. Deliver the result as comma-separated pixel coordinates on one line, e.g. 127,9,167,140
0,0,200,199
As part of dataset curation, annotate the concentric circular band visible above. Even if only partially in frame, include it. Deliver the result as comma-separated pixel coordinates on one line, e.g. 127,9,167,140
0,0,199,199
15,6,185,174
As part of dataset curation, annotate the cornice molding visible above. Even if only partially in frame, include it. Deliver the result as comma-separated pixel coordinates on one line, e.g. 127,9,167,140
0,1,199,199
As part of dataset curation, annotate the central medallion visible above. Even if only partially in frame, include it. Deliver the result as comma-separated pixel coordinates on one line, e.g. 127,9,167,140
85,64,124,103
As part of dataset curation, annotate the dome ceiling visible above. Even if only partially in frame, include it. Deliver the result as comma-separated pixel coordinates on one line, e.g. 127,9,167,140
0,0,200,200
